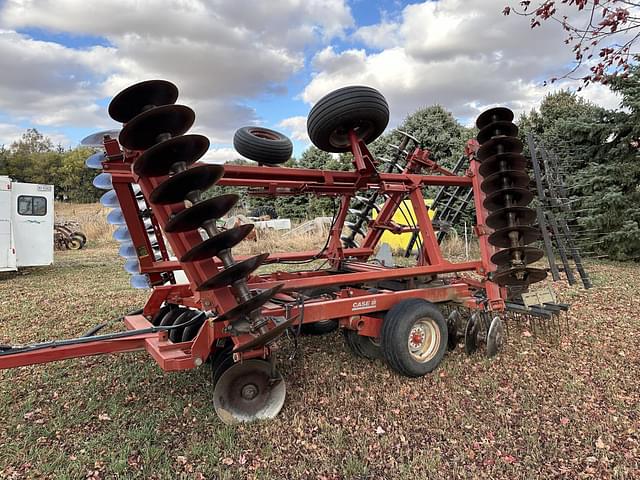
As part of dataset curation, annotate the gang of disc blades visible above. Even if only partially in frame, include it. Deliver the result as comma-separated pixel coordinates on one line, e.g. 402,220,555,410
481,169,530,193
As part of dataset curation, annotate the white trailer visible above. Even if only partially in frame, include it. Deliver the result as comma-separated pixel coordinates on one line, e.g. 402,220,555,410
0,175,54,272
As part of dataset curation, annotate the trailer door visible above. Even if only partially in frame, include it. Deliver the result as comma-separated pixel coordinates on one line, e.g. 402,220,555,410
0,177,17,271
12,182,54,267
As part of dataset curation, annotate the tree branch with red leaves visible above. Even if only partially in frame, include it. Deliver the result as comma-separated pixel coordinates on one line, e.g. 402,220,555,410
503,1,639,86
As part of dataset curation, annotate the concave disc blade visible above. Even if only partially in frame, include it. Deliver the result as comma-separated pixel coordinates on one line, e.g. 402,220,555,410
213,359,286,424
164,194,239,233
130,274,151,289
100,189,119,208
476,107,514,130
479,153,528,177
488,225,541,248
85,152,106,169
477,136,523,161
109,80,179,123
477,120,518,145
196,253,269,291
181,224,255,262
485,206,537,230
346,222,366,237
483,187,533,211
481,169,530,193
119,104,195,150
106,208,126,225
212,285,284,324
492,267,547,286
119,242,137,258
486,316,505,357
233,317,296,353
93,172,112,190
491,246,544,267
113,226,131,242
133,134,210,177
81,129,121,147
149,164,224,205
124,258,140,274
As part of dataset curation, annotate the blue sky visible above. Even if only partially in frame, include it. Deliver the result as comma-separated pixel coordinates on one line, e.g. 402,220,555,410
0,0,622,161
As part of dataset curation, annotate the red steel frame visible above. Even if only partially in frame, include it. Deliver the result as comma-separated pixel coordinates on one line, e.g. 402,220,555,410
0,135,504,371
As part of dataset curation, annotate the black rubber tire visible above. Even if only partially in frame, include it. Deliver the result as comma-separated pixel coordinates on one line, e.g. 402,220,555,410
72,232,87,245
307,85,389,153
169,310,198,343
343,329,382,360
181,311,205,342
151,304,174,326
249,205,278,219
233,126,292,165
300,287,339,335
381,299,448,377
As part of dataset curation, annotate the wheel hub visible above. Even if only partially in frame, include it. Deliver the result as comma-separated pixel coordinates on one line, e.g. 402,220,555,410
407,319,440,362
241,383,259,400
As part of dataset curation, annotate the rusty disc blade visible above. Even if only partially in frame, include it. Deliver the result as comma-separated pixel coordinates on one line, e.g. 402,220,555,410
181,225,255,262
479,153,528,177
164,194,239,232
109,80,178,123
212,285,284,324
233,317,296,353
491,246,544,267
133,134,210,177
481,169,530,193
197,253,269,291
477,136,523,161
149,165,223,205
119,105,195,150
492,267,547,286
475,107,514,130
483,187,533,211
488,225,541,248
485,206,537,230
477,120,518,145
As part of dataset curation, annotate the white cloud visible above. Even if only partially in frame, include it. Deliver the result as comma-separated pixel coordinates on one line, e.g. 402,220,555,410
303,0,620,128
0,0,354,140
200,147,247,165
278,116,309,143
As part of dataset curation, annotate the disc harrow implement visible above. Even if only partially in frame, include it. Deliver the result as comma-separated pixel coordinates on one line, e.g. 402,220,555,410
0,80,570,424
475,107,547,288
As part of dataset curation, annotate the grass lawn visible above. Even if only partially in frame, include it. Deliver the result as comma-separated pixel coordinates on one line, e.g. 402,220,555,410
1,242,639,479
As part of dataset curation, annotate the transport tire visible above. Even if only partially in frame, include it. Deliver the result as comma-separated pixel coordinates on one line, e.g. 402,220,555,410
233,126,292,165
307,86,389,153
381,299,448,377
300,287,339,335
343,329,382,360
